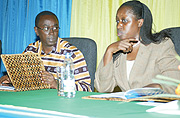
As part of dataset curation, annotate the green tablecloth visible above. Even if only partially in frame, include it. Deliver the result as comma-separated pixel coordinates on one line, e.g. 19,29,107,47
0,89,179,118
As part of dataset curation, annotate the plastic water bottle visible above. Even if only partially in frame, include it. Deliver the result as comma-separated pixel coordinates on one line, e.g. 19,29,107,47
57,66,65,96
62,52,76,98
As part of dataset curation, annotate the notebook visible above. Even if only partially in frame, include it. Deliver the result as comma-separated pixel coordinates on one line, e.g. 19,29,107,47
0,53,50,91
82,88,180,102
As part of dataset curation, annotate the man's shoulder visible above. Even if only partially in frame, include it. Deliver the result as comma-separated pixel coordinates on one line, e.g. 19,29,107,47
57,38,83,58
58,38,78,50
23,40,40,53
26,40,40,47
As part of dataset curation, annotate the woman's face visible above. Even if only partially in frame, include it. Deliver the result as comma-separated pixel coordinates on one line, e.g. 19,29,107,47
116,6,142,40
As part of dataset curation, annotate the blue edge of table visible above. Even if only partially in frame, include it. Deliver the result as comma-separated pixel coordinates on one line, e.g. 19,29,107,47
0,89,179,118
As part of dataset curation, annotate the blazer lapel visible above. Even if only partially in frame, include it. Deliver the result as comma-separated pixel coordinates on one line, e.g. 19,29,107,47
116,54,131,90
129,43,152,87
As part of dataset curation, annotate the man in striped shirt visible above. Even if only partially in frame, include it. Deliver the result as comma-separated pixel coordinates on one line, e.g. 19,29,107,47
0,11,92,92
25,11,92,91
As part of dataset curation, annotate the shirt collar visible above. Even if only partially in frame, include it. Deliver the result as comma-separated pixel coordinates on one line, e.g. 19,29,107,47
37,39,58,55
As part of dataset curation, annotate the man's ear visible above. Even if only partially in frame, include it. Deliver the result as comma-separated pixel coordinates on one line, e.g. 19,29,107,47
34,27,39,36
138,19,144,27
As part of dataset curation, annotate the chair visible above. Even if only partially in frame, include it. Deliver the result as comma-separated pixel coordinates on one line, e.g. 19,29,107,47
63,37,97,91
162,27,180,56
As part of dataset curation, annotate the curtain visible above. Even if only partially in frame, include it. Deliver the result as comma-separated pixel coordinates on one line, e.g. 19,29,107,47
70,0,180,67
0,0,72,76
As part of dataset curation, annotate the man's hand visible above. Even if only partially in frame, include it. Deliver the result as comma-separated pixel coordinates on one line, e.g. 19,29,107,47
40,71,57,89
0,75,11,86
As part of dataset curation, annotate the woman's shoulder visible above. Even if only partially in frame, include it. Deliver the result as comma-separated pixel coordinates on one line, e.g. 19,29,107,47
142,37,175,55
150,37,177,56
151,37,174,48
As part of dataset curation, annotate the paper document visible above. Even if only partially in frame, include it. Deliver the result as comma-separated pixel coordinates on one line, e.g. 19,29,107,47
90,88,165,99
146,100,180,115
0,86,15,91
90,92,126,99
82,88,180,102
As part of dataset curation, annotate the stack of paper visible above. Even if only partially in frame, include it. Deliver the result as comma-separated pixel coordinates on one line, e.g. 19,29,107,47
146,100,180,115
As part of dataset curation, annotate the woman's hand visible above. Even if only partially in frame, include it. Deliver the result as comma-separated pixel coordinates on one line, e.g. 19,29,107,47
103,38,138,66
40,71,57,89
109,38,137,54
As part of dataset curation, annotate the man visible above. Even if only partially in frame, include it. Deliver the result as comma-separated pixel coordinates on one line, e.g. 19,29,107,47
0,11,92,92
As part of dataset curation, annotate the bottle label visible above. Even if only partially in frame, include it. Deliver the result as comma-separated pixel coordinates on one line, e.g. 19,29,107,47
63,79,75,92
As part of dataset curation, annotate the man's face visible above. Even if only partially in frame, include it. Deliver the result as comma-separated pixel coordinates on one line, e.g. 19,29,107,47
35,15,59,47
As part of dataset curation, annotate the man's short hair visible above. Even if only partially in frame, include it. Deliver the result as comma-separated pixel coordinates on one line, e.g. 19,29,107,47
35,11,59,26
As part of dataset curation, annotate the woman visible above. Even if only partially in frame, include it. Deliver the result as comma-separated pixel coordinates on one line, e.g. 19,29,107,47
94,0,180,94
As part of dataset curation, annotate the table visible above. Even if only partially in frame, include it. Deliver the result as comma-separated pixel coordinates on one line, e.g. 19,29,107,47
0,89,179,118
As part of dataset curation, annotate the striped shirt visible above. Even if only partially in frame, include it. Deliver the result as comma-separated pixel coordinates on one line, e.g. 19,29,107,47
23,38,92,92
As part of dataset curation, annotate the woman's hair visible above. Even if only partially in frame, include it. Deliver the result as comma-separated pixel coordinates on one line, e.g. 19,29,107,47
120,0,170,44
